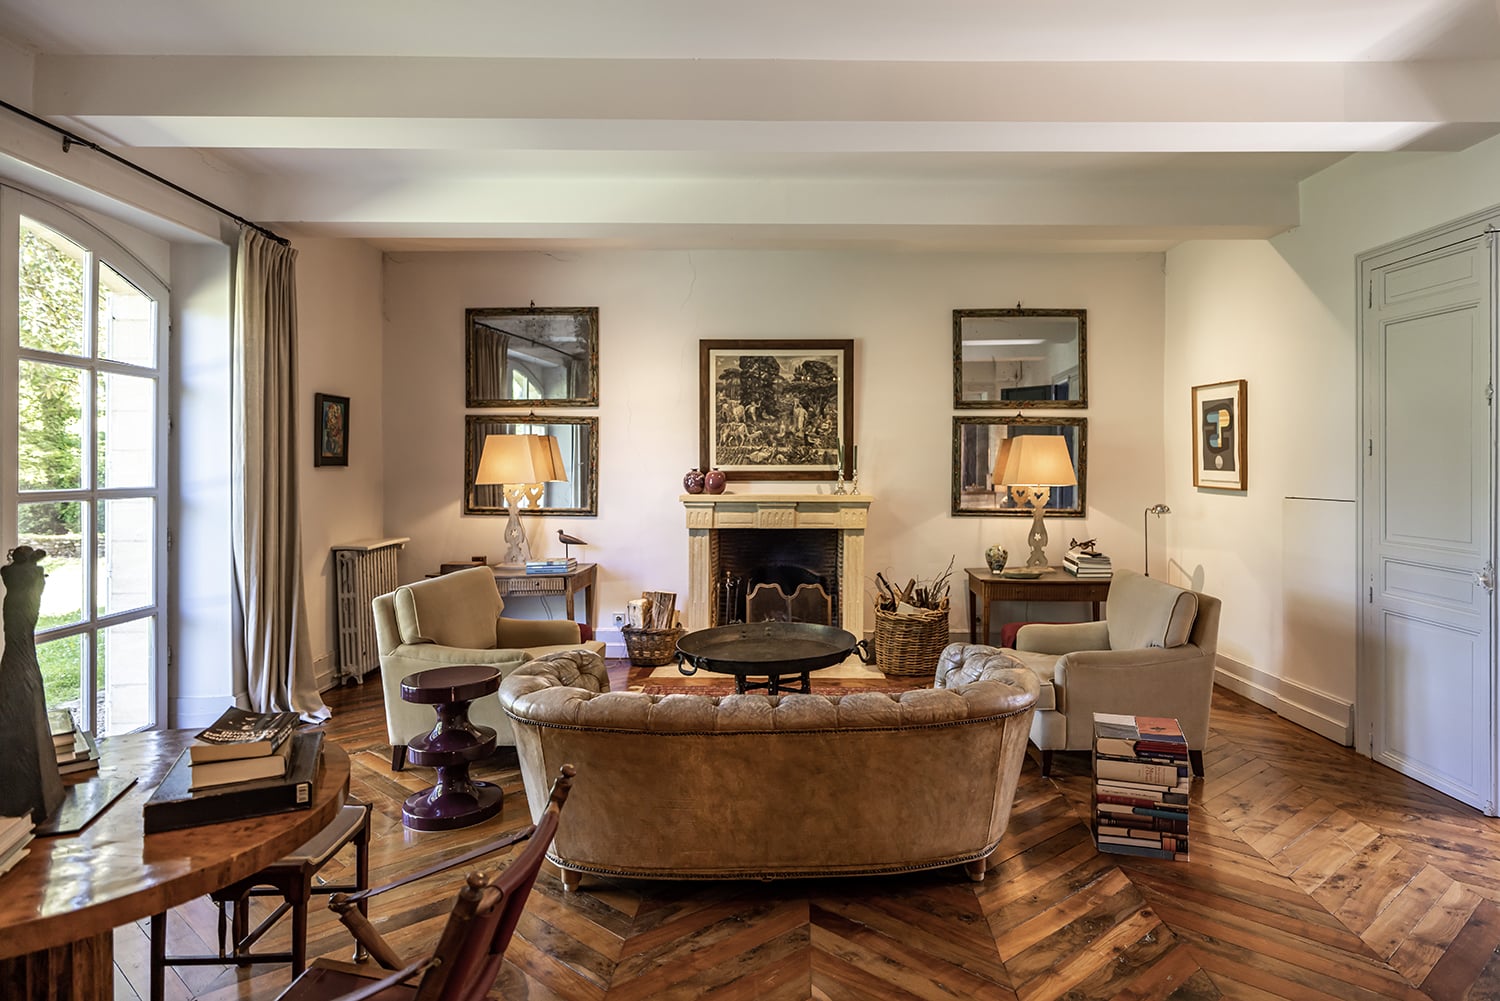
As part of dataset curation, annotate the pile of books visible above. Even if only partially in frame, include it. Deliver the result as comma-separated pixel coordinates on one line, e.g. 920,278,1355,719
188,707,301,789
1064,545,1112,579
1091,713,1189,861
0,814,34,878
144,707,323,834
525,557,577,576
48,708,101,777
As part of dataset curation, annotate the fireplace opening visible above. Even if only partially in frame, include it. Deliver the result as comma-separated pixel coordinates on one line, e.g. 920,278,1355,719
711,529,841,627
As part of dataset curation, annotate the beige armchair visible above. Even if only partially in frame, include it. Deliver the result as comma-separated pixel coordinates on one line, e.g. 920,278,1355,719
1001,569,1221,777
372,565,606,771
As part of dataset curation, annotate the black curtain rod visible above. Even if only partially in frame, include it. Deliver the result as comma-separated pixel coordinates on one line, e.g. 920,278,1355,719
0,97,288,247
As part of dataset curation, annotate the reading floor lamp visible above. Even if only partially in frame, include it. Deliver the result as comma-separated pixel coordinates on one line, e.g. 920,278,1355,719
475,433,567,569
998,435,1078,569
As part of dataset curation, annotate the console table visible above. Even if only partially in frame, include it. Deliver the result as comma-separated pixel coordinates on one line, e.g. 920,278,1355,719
965,567,1112,646
438,562,598,629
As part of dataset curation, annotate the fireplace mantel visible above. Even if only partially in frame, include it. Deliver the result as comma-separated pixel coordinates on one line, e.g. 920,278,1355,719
681,494,872,634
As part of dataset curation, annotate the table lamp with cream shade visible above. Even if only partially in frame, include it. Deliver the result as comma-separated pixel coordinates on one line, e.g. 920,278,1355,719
997,435,1078,568
474,433,567,568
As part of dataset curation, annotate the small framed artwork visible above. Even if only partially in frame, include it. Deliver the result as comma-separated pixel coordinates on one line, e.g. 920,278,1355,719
700,339,854,481
314,393,350,467
1191,380,1246,490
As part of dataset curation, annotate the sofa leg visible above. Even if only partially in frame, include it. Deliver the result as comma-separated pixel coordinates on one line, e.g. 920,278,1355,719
560,868,582,893
1189,749,1204,777
1039,749,1053,777
964,856,990,882
390,744,407,772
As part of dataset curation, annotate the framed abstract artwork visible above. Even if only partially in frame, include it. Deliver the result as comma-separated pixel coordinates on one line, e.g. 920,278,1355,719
699,339,854,481
1191,379,1247,490
313,393,349,467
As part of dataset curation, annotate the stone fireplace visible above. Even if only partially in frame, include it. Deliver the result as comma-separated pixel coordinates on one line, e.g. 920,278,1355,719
681,494,872,634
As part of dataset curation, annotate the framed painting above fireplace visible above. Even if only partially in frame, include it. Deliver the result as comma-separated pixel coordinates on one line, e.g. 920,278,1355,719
699,339,854,482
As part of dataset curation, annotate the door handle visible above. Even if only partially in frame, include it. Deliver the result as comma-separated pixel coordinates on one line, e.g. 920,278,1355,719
1476,561,1496,593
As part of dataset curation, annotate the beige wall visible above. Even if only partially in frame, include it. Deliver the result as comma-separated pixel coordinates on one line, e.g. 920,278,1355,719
294,237,386,685
380,249,1167,646
1163,132,1500,744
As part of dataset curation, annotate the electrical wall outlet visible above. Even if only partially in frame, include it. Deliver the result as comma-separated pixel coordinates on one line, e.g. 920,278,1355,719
611,612,626,628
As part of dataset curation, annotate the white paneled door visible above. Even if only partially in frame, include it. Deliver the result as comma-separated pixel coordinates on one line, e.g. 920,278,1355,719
1361,224,1496,813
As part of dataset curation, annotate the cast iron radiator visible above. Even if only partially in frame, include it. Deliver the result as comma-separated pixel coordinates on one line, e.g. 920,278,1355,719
331,537,410,683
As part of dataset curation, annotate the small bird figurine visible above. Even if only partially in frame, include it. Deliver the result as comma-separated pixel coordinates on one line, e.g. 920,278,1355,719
557,529,588,560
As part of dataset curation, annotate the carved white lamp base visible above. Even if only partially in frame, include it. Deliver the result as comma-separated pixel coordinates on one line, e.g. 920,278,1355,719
498,485,533,569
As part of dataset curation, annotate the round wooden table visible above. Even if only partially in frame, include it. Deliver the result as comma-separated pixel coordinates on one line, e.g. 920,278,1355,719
0,728,349,1000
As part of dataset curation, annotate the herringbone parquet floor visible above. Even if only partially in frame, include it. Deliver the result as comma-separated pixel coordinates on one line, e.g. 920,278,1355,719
117,666,1500,1001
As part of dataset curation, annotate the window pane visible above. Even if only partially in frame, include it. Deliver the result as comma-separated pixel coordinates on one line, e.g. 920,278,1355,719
98,262,156,367
98,498,154,616
19,219,87,357
100,617,153,736
19,501,85,628
98,371,156,489
19,360,86,490
38,632,87,727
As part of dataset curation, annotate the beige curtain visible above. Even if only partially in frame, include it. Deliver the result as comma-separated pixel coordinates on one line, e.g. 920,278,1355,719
231,227,328,719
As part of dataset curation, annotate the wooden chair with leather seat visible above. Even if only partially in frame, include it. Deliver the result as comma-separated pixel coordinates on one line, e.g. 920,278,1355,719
150,800,372,1001
274,763,575,1001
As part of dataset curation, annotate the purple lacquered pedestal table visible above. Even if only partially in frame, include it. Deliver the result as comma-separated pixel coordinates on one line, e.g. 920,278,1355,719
399,664,504,831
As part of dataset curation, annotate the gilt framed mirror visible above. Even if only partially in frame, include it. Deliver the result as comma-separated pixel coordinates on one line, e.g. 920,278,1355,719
953,308,1087,408
952,416,1087,517
464,415,598,516
465,306,599,408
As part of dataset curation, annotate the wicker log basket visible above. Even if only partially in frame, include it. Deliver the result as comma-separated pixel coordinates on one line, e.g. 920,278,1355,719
871,606,950,675
868,558,955,675
622,625,685,667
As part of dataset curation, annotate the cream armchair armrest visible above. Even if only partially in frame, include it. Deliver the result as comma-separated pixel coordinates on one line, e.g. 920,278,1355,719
1015,620,1109,655
496,618,583,648
1052,644,1215,755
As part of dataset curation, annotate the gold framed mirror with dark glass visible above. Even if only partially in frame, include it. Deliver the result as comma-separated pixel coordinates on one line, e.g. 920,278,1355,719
465,306,599,408
464,415,598,516
953,308,1086,408
952,415,1087,517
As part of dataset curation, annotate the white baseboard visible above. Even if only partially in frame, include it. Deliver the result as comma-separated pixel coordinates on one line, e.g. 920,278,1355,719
1214,655,1354,746
313,653,337,694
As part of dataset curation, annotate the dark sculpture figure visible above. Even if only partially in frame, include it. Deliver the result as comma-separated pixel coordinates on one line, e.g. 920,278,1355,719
0,546,63,823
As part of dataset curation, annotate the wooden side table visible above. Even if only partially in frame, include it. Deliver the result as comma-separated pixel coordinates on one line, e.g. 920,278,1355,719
400,665,504,831
490,563,598,628
965,567,1112,646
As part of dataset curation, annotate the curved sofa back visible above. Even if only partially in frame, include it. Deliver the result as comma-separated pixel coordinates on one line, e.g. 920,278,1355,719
499,653,1040,881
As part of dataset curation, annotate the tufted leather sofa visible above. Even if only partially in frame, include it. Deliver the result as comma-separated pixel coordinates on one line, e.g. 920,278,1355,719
499,646,1039,890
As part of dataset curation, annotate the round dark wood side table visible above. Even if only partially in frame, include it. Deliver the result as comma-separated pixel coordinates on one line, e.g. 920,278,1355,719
399,664,504,831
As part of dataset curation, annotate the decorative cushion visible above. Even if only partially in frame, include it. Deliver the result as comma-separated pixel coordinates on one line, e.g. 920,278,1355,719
1105,572,1199,650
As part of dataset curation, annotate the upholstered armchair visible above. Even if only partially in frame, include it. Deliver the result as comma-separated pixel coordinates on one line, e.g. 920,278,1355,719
372,566,605,770
1001,569,1221,777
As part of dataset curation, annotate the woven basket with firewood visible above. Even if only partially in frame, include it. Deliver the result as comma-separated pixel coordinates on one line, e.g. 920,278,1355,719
622,589,683,667
870,559,953,676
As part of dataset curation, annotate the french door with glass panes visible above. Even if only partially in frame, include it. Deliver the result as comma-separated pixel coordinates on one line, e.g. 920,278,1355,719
2,188,168,736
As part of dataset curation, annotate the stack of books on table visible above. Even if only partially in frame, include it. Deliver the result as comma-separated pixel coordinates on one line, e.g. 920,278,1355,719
1064,546,1112,578
1091,712,1189,861
48,708,101,777
144,707,322,834
525,558,577,575
0,814,34,878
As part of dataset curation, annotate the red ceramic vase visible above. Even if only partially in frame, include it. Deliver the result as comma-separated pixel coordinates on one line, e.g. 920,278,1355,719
704,468,727,494
683,469,706,494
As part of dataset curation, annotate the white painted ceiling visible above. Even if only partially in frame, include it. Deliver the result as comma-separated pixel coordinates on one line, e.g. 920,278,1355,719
3,0,1499,250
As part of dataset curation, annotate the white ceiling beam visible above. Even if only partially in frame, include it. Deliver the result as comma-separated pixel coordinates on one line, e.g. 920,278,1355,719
32,57,1500,153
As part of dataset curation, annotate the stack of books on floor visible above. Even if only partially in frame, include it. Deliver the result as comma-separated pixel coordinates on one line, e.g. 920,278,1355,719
144,707,322,833
1064,545,1112,578
0,814,34,878
526,557,577,575
1091,712,1189,861
48,708,101,777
